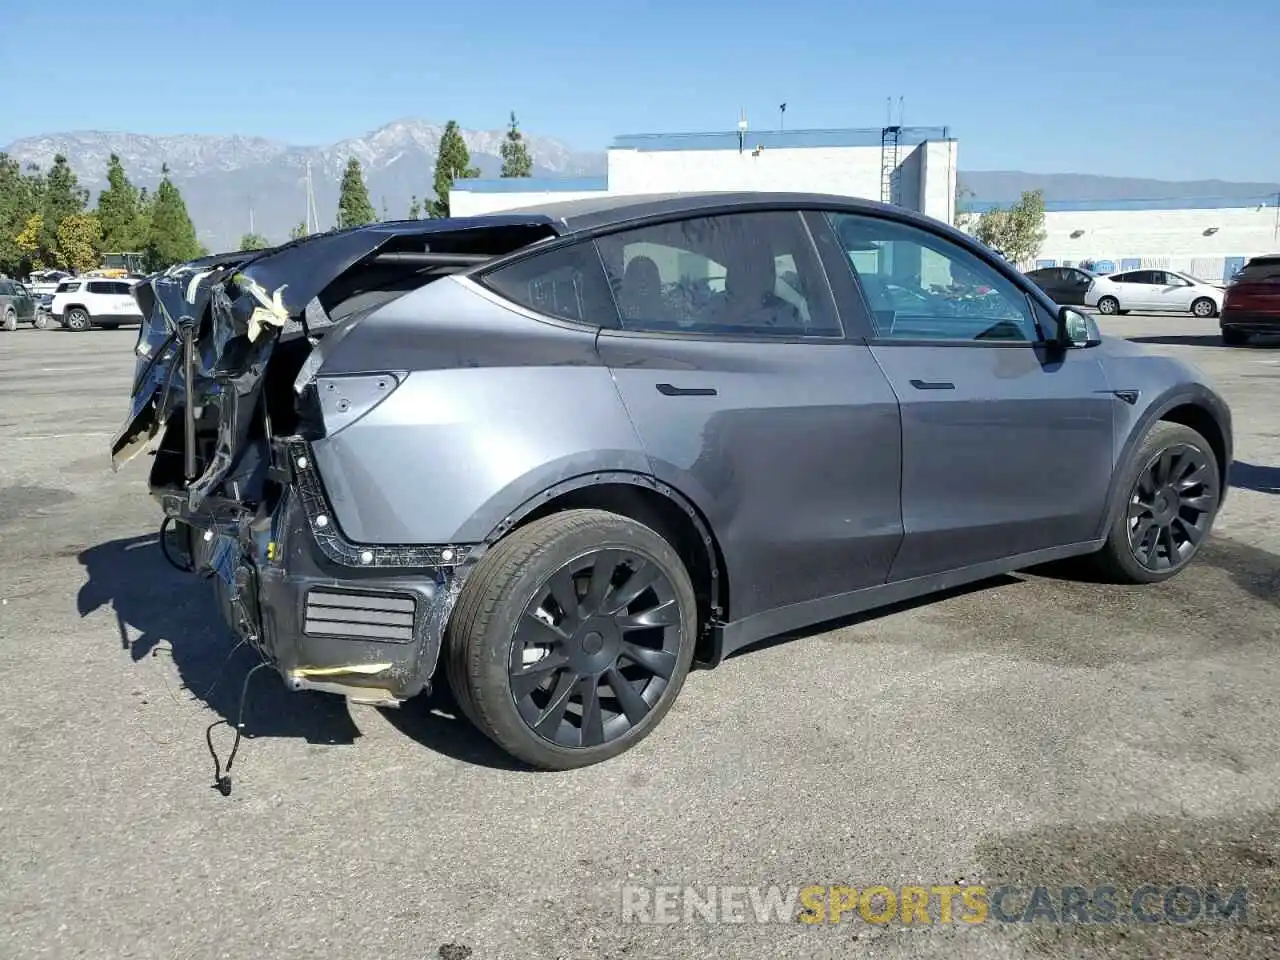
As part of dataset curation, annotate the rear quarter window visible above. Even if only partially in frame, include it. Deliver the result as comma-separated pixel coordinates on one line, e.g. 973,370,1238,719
1236,259,1280,282
478,240,618,327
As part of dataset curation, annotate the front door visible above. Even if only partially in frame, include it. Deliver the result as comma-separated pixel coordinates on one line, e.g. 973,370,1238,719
1150,271,1196,311
591,210,905,623
814,209,1116,582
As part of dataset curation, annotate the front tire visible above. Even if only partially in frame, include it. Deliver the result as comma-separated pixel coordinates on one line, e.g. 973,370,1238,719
1097,296,1120,315
65,309,91,332
445,508,697,770
1089,422,1220,584
1191,297,1217,318
32,312,50,329
2,308,15,332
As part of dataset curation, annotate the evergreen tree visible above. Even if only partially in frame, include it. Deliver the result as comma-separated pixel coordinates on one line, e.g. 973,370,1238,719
37,155,86,265
407,195,421,219
429,120,479,218
500,112,533,178
336,157,376,228
96,154,144,251
143,164,202,270
0,153,44,275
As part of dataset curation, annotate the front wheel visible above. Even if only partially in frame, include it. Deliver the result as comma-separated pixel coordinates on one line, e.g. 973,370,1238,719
445,508,697,770
1191,297,1217,318
1096,296,1120,315
32,312,51,330
1089,422,1221,584
2,308,15,332
65,309,91,332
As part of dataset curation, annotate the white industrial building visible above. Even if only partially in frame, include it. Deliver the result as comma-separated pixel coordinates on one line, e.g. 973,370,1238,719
451,125,1279,284
451,125,959,223
1007,200,1280,283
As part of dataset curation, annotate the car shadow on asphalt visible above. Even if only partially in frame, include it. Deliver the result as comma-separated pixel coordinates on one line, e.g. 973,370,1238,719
76,532,362,746
1231,461,1280,495
1127,333,1280,348
76,531,534,769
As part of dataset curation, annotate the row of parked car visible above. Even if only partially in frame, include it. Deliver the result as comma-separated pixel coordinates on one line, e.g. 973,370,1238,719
1024,255,1280,345
0,274,146,332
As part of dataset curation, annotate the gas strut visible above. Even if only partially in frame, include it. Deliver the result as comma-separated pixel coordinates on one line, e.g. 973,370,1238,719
179,315,197,481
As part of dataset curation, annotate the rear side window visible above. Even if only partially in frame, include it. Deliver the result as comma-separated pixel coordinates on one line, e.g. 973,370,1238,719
479,240,618,326
0,282,13,295
111,282,134,296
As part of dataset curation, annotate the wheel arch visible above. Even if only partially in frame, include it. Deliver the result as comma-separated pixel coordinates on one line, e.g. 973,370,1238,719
1098,387,1233,538
478,472,729,666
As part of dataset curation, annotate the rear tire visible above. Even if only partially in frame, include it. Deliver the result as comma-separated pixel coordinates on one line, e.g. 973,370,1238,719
1097,296,1119,315
65,309,90,332
32,312,50,330
1191,297,1217,318
444,508,697,770
2,308,15,332
1221,328,1248,346
1087,422,1220,584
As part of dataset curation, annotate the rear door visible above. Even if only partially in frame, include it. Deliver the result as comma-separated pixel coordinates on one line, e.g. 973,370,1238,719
813,208,1115,581
1062,268,1094,306
1122,270,1163,309
590,209,905,624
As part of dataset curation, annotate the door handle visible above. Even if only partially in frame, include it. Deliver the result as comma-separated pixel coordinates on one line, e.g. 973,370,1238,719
656,383,717,397
909,379,955,390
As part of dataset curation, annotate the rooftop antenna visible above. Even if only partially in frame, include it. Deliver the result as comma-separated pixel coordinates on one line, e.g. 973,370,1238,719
737,108,748,154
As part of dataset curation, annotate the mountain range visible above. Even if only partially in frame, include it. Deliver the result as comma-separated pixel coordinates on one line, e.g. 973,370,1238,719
3,119,1277,253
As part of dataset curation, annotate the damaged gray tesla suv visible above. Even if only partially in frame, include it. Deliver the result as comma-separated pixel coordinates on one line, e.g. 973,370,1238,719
114,192,1233,770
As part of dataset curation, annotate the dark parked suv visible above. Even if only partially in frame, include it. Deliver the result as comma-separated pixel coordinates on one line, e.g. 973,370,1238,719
1221,254,1280,344
115,192,1233,771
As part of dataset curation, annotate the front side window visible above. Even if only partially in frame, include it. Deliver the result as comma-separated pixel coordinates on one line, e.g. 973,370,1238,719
824,212,1040,342
479,240,617,326
593,211,842,338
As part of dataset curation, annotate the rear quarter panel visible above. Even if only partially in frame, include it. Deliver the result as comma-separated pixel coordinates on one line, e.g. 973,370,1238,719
307,276,651,544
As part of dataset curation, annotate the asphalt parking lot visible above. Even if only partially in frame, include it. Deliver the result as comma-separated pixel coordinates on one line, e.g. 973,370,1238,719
1,315,1278,960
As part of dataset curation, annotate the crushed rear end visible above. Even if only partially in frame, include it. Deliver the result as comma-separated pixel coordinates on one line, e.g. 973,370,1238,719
112,218,561,705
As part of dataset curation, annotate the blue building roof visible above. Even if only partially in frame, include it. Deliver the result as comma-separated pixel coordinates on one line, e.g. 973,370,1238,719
611,126,951,152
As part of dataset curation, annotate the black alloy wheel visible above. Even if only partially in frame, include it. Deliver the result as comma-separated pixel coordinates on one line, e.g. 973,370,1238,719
1126,443,1219,572
509,547,682,749
445,508,697,769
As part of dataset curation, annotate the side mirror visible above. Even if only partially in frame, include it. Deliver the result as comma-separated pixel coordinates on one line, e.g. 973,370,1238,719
1055,306,1101,348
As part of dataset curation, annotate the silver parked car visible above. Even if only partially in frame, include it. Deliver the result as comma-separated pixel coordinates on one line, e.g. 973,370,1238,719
1086,268,1225,317
114,193,1233,771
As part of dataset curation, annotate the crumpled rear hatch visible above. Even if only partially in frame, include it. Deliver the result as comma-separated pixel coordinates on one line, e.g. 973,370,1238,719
112,216,562,512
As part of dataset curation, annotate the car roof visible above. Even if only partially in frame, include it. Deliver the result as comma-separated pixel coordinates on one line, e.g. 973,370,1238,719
493,190,940,234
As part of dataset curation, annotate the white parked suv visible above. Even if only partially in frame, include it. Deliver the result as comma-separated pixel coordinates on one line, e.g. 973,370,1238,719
1084,269,1225,318
50,277,144,331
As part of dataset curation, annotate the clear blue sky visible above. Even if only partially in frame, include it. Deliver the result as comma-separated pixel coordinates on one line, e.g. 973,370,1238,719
2,0,1275,182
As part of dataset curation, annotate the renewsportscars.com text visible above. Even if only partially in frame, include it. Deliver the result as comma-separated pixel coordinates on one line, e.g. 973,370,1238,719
619,883,1250,926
